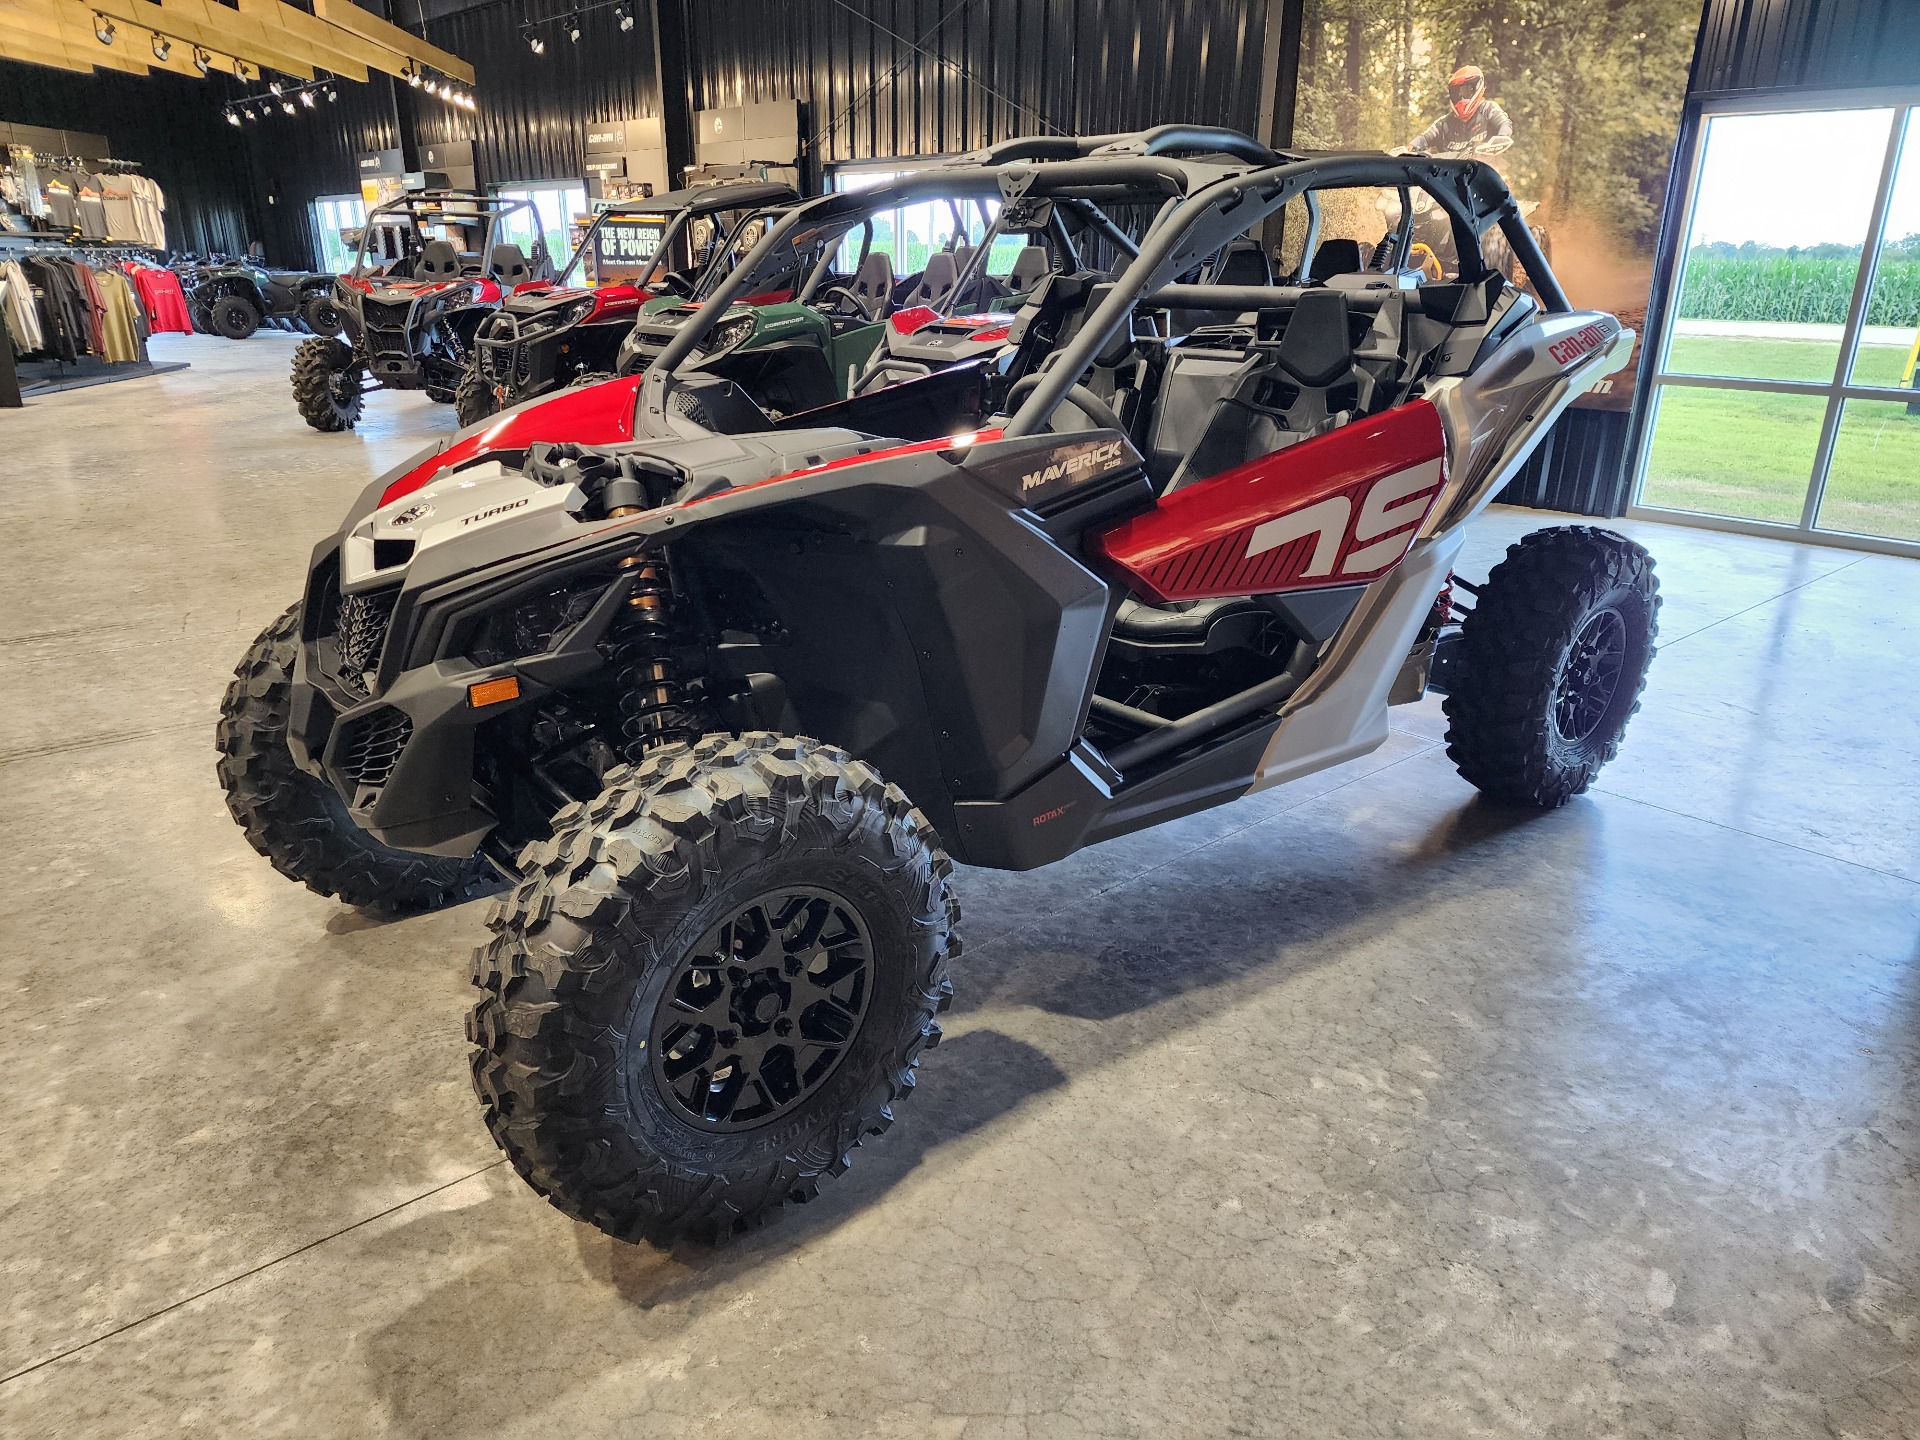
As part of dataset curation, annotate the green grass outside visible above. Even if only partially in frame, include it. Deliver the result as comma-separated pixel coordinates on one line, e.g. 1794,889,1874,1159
1643,336,1920,542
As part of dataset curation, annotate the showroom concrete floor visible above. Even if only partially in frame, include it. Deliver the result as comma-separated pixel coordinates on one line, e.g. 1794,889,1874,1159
2,332,1917,1439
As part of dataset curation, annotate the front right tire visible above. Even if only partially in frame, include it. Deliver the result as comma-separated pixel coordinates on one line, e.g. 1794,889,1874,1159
454,366,498,426
469,732,958,1247
217,605,493,911
291,335,365,431
211,294,261,340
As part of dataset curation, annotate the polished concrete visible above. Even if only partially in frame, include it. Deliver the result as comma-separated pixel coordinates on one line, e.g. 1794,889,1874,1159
3,332,1917,1438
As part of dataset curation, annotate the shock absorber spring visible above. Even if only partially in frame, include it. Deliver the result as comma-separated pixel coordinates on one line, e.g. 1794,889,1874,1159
611,550,697,763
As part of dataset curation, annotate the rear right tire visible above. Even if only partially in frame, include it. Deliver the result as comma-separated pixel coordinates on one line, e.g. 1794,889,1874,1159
292,335,365,431
217,604,494,912
1442,525,1659,808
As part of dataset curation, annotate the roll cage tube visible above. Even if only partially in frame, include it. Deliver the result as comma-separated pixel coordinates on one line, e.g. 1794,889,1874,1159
351,191,544,281
1004,153,1564,437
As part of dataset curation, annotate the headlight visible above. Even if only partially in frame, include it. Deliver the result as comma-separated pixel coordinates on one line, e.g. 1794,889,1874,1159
521,296,596,338
706,313,756,352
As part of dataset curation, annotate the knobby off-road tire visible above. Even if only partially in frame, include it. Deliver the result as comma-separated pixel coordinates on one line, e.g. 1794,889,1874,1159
469,732,959,1247
454,366,498,426
1443,525,1659,808
211,294,261,340
301,294,343,336
292,335,364,431
217,605,494,911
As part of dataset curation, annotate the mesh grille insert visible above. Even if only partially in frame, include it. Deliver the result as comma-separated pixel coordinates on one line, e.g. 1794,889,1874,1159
335,707,412,794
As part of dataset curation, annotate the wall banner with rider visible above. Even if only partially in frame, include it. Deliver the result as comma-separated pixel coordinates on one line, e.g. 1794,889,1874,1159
1289,0,1705,409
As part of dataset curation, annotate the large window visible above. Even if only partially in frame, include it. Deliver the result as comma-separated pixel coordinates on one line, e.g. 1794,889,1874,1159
312,195,366,274
494,181,588,275
1634,101,1920,550
828,163,1021,280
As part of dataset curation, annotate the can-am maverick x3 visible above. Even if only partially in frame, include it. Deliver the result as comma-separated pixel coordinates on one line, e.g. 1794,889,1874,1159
291,191,550,431
220,128,1654,1248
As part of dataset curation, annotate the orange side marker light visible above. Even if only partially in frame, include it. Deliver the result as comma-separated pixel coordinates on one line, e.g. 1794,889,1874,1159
468,676,521,708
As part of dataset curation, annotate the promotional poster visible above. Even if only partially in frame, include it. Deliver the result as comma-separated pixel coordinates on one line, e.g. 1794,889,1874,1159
1292,0,1703,407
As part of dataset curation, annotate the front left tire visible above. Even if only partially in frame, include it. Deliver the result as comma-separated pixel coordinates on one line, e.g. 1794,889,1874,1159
211,294,261,340
469,732,959,1247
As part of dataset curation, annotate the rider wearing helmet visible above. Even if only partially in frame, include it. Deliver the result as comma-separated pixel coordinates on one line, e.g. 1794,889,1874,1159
1409,65,1513,154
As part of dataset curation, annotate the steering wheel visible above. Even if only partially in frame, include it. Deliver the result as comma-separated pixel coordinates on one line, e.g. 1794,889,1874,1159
655,270,697,298
816,284,871,320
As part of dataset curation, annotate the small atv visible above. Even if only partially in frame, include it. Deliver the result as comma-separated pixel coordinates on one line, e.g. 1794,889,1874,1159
184,258,339,340
457,181,800,426
221,130,1654,1250
290,192,549,432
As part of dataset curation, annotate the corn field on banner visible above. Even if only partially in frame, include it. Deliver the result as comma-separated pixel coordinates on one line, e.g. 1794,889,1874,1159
1292,0,1703,409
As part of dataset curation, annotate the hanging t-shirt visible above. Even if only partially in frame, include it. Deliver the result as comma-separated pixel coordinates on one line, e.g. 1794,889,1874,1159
129,175,167,249
41,173,79,231
74,174,112,242
101,174,142,244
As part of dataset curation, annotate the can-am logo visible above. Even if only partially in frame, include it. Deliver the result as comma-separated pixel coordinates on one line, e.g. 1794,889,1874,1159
1547,322,1611,366
461,497,530,526
1020,439,1127,492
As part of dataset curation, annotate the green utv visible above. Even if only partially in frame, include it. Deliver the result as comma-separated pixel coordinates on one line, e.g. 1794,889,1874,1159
611,190,1116,415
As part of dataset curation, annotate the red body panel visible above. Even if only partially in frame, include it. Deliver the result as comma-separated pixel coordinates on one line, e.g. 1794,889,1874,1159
1092,401,1449,601
379,377,644,507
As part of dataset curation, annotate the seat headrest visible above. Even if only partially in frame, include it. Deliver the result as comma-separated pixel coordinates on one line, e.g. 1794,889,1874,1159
1007,244,1049,292
1212,242,1272,288
1307,237,1364,284
1276,288,1354,387
853,250,895,297
488,244,529,284
913,251,959,306
417,240,460,279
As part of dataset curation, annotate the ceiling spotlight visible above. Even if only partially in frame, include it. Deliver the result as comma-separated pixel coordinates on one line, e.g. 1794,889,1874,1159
615,4,632,30
224,108,240,126
326,85,338,102
150,32,170,60
527,32,544,54
566,14,581,42
93,14,114,44
406,62,421,87
240,104,255,120
192,46,211,75
282,99,296,114
269,79,283,95
299,88,316,107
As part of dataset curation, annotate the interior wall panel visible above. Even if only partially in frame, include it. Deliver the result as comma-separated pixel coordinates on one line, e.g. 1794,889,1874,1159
1692,0,1920,95
242,78,402,270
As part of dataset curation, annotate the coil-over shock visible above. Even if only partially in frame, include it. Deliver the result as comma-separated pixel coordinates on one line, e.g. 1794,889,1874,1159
609,550,704,763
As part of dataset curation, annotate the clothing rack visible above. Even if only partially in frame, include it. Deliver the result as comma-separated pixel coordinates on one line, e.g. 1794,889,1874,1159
36,156,142,173
2,238,190,399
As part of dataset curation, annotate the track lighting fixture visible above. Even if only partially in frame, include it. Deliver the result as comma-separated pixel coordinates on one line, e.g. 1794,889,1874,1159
93,14,114,44
528,31,544,54
566,14,581,42
193,46,211,75
615,4,632,31
326,85,339,102
299,88,316,107
224,108,240,126
281,99,296,114
269,79,283,95
150,32,169,61
406,61,422,86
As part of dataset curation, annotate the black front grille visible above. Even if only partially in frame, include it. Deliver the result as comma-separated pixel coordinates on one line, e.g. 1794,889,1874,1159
480,343,514,383
317,585,399,698
362,298,412,331
335,707,412,794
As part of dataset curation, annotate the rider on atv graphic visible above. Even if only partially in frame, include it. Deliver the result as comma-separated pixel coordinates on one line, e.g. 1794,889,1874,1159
1381,65,1545,285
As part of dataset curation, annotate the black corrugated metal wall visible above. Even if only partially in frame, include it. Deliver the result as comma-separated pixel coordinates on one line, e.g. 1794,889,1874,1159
243,78,404,269
0,60,257,255
415,0,661,186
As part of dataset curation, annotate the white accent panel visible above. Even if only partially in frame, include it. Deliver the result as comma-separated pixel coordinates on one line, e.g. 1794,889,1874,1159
1245,495,1351,577
1341,457,1445,574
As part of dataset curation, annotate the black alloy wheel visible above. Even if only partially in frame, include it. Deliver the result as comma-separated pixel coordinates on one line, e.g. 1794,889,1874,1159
649,886,874,1133
1551,607,1627,744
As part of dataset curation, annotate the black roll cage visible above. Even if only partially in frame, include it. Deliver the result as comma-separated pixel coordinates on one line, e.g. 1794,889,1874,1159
350,190,545,280
645,127,1565,434
556,180,801,289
